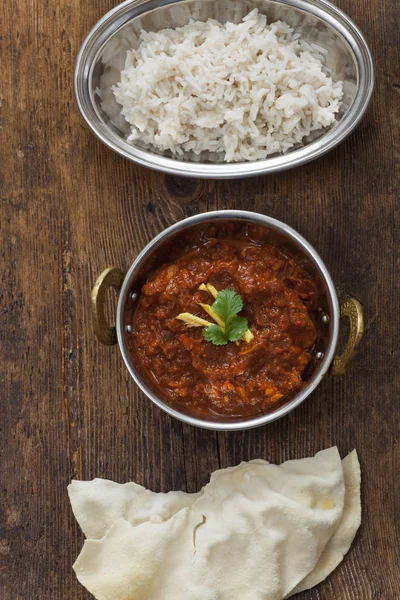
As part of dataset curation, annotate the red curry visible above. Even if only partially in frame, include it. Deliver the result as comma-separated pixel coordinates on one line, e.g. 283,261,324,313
129,225,321,418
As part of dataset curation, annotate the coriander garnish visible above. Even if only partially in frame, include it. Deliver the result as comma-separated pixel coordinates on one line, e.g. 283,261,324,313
177,286,254,346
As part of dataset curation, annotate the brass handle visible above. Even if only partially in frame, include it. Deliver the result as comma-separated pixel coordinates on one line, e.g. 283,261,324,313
331,298,364,375
91,267,124,346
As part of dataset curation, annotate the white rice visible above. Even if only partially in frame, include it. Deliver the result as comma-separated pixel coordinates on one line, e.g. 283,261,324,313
113,9,343,162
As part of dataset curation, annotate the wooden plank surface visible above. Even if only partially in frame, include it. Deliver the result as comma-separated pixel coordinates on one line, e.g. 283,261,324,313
1,0,399,598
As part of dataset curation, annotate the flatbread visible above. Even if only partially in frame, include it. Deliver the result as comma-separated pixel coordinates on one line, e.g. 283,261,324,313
71,448,347,600
73,509,207,600
287,449,361,597
68,478,201,539
191,448,346,599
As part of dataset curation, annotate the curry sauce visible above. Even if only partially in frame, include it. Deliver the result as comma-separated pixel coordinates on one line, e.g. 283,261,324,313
129,225,321,419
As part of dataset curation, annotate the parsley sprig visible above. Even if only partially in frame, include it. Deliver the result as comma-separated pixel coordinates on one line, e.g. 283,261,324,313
202,290,249,346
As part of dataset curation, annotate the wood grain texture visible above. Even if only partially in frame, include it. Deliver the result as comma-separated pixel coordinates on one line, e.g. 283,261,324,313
0,0,399,598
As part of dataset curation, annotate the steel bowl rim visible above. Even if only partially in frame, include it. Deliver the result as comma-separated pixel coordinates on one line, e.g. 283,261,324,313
116,210,340,430
75,0,374,178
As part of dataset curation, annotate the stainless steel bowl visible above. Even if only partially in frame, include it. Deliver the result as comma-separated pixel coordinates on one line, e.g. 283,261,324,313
75,0,374,178
91,210,364,430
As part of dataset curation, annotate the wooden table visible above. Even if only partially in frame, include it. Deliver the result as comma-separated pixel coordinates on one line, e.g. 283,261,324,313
1,0,399,598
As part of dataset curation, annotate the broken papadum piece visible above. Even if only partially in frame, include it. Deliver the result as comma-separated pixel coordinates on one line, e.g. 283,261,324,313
73,509,208,600
69,448,361,600
68,478,201,539
287,449,361,597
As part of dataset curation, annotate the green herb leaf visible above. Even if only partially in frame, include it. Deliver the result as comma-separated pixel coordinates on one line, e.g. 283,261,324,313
203,324,229,345
211,289,243,325
178,286,252,347
226,316,248,341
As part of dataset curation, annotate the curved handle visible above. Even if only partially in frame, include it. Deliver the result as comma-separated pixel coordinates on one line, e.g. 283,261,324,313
331,298,364,376
91,267,124,346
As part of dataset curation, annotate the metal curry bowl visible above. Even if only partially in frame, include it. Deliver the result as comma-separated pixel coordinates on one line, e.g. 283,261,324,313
91,211,364,430
75,0,374,178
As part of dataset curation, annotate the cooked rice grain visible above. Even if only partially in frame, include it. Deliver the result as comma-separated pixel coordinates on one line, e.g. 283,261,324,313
113,9,343,162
